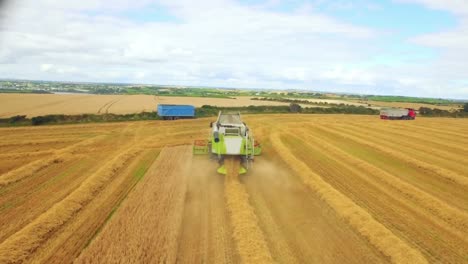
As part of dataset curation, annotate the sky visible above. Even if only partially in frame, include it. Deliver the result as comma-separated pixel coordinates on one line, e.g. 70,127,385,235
0,0,467,99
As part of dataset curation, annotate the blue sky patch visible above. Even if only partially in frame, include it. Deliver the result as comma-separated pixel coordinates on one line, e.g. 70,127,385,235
121,4,180,23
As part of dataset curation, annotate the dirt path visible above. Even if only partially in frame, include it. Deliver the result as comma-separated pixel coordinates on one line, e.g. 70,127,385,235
176,157,239,263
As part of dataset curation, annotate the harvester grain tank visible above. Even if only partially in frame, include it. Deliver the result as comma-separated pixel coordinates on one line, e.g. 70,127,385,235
193,112,261,175
380,108,416,120
157,104,195,120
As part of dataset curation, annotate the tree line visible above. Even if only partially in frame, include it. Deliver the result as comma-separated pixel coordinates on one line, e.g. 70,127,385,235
1,103,466,127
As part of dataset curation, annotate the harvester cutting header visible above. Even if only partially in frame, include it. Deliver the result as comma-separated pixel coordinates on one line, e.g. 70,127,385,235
193,112,261,175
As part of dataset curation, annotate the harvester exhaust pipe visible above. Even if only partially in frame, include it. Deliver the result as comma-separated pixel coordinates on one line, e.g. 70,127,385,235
213,125,220,143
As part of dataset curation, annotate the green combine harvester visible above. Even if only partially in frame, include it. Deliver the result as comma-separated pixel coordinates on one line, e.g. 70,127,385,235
193,112,261,174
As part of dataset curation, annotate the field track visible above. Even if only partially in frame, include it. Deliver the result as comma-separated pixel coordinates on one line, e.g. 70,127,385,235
0,115,467,263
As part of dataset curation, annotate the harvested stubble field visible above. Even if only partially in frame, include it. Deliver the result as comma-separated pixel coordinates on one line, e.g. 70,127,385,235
0,115,467,263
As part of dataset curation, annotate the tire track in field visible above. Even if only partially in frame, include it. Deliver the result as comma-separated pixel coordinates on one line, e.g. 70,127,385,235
176,157,238,264
316,125,468,188
224,156,274,264
103,96,126,114
270,133,428,264
97,97,124,114
96,98,116,114
338,123,467,169
290,129,468,233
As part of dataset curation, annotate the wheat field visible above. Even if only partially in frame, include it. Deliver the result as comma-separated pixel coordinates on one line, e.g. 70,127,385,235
0,115,467,263
0,94,297,117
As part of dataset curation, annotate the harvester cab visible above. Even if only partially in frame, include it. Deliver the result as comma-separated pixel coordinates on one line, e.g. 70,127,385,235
193,112,261,175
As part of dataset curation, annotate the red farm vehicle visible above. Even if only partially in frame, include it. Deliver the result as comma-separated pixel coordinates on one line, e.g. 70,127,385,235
380,108,416,120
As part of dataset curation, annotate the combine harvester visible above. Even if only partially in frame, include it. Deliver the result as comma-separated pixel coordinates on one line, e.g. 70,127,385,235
380,108,416,120
193,112,261,175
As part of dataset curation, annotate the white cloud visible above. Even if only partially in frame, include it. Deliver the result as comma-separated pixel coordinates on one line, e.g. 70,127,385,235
319,65,377,86
0,0,466,98
40,64,53,72
395,0,468,15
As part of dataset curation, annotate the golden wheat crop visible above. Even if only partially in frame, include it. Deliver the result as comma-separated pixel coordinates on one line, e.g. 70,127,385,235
0,115,466,263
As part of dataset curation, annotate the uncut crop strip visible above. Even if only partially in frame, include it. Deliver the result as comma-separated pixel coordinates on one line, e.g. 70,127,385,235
75,146,191,263
0,145,142,263
223,156,274,264
270,133,427,264
290,129,468,234
315,125,468,188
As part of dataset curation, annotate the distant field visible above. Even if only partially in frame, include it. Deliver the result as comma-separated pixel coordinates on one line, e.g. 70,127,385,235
286,98,368,107
0,94,297,117
0,94,375,118
351,100,462,111
0,115,467,263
